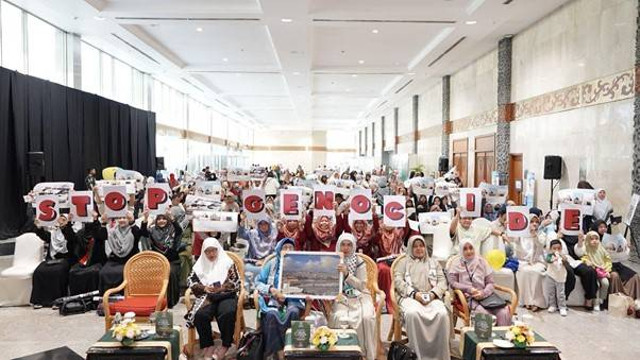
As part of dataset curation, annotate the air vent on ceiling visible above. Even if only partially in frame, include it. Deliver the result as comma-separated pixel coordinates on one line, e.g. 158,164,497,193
115,17,260,21
395,79,414,94
181,78,204,92
111,33,160,65
215,99,230,108
376,101,388,109
313,19,455,24
428,36,466,67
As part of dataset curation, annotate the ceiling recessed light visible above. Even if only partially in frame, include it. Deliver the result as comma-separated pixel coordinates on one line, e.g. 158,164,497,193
358,60,365,64
351,74,358,78
465,20,477,25
196,27,203,32
372,29,379,34
222,58,229,62
408,72,416,76
281,18,293,23
346,89,351,92
293,72,301,75
94,15,105,21
578,62,585,67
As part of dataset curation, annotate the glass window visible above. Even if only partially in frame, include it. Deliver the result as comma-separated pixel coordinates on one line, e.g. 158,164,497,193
27,14,65,84
81,42,100,94
132,69,145,109
100,52,113,99
113,59,132,104
1,1,25,72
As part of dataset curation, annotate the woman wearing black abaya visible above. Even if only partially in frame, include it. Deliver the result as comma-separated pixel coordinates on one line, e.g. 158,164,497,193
67,212,107,295
31,215,77,308
141,210,183,307
98,211,142,294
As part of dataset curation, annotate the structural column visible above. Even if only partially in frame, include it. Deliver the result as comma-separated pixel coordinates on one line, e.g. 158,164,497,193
394,107,399,154
412,95,419,154
381,116,386,151
496,36,513,179
630,3,640,250
441,75,450,159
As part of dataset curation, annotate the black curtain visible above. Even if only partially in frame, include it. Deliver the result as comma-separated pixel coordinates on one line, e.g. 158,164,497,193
0,67,156,239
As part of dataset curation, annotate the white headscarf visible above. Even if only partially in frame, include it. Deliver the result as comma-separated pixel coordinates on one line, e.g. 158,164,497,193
192,238,234,285
593,188,612,221
336,233,358,275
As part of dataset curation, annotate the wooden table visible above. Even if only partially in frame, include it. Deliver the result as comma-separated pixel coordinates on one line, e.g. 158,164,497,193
86,324,182,360
284,329,362,360
460,326,560,360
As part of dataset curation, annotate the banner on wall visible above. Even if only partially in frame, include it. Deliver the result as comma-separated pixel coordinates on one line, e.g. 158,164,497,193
103,185,129,218
506,206,530,237
243,189,266,220
192,211,238,232
559,203,583,236
459,188,483,218
349,188,372,221
145,184,172,216
35,195,60,227
383,195,406,227
69,191,94,223
280,189,303,220
314,185,336,219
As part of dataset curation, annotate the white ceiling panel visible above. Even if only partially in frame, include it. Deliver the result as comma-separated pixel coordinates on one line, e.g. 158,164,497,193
313,73,401,96
230,95,294,110
195,73,289,96
102,0,262,16
136,22,279,68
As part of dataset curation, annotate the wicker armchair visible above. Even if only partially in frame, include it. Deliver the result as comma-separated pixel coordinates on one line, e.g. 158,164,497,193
445,255,518,334
357,254,386,360
388,254,406,342
183,252,246,357
103,251,170,331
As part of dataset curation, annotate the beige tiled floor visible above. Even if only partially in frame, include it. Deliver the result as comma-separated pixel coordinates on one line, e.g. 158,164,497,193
1,299,639,360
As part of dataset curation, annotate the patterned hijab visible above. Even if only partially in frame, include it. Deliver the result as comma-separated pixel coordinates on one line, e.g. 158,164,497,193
336,233,358,275
312,215,336,247
351,219,374,247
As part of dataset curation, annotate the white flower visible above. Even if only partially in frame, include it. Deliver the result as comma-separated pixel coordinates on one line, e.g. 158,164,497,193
126,330,135,339
320,337,328,345
505,332,514,340
124,312,136,319
115,333,123,341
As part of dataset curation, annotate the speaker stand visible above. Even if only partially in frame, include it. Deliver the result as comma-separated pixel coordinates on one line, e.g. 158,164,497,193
549,179,554,211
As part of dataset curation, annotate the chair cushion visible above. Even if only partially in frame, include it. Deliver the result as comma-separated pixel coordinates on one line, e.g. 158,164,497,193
110,296,167,316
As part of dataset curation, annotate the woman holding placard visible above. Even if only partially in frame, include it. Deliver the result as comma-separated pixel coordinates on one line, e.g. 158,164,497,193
140,210,183,308
185,238,240,360
98,211,142,294
393,235,450,360
255,238,306,360
330,233,377,360
31,215,78,308
513,214,547,311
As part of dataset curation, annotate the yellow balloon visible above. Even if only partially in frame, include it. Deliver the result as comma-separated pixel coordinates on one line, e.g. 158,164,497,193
485,249,506,271
102,167,120,180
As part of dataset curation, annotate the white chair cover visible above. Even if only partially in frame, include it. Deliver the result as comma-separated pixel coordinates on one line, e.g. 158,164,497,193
0,233,44,306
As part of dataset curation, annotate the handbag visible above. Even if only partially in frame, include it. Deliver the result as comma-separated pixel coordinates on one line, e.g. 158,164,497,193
595,267,608,279
388,341,417,360
237,329,264,360
478,293,507,309
59,298,92,316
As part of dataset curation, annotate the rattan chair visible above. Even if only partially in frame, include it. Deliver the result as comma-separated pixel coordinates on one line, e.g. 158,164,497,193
103,251,170,331
445,255,518,334
183,252,247,357
357,253,386,360
387,254,406,342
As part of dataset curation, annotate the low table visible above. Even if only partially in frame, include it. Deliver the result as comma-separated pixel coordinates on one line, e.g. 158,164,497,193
86,324,182,360
284,328,362,360
460,326,560,360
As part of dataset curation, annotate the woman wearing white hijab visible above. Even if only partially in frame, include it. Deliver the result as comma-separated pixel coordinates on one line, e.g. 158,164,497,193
185,238,240,360
393,235,450,360
513,214,547,310
593,188,613,222
330,233,377,360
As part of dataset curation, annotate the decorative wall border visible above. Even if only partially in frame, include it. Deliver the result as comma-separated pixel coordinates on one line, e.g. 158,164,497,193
450,108,499,133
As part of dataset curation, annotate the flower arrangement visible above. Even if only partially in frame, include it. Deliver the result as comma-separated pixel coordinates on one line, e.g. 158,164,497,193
111,312,142,346
504,322,535,348
311,326,337,351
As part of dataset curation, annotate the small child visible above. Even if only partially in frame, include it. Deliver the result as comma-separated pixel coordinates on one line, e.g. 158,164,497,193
544,239,568,316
